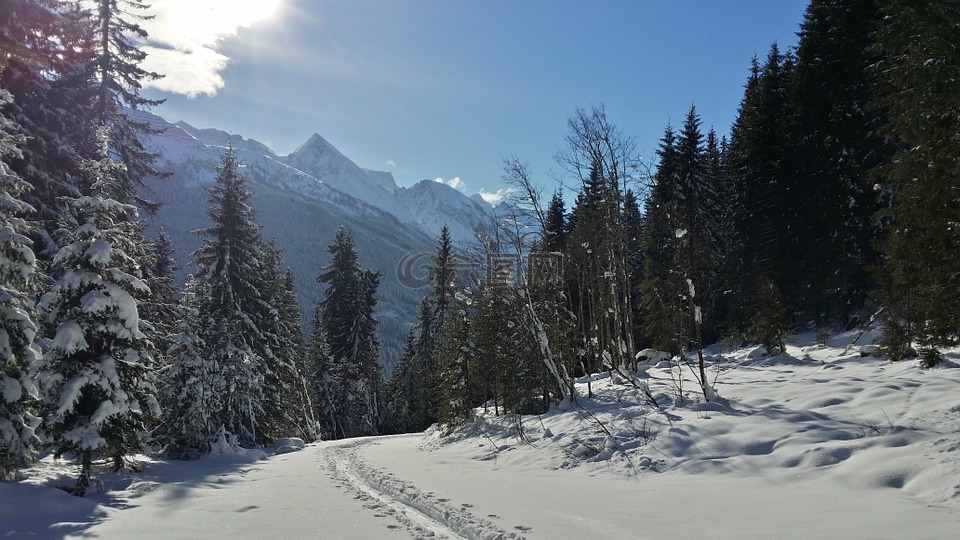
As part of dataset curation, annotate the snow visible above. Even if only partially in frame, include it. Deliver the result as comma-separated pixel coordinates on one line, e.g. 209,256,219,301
50,320,89,355
3,330,960,538
0,373,21,403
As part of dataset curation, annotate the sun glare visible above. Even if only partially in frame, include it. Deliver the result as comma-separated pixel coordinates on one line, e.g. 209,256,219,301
166,0,281,45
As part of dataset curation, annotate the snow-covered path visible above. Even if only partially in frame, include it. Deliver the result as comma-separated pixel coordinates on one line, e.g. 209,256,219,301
48,436,525,539
5,429,960,539
78,440,410,539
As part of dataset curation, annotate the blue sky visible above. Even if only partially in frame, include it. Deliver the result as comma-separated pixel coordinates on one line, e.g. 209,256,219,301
144,0,809,202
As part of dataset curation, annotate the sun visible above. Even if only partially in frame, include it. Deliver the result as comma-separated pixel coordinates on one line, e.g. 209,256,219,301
170,0,282,44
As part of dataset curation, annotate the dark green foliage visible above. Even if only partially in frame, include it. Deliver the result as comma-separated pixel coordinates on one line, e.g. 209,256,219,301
315,226,382,438
82,0,168,211
791,0,886,326
640,125,685,354
543,191,569,253
870,0,960,358
723,45,797,347
385,227,457,432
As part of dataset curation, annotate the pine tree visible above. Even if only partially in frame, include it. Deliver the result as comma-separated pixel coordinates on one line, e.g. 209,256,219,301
316,226,382,438
725,45,796,353
307,301,338,439
140,228,179,370
791,0,886,326
407,297,438,431
256,244,315,441
191,146,272,447
871,0,960,360
39,153,159,491
430,226,456,333
383,329,417,433
543,191,569,253
82,0,167,211
275,268,316,440
640,125,685,354
0,91,42,477
567,163,607,373
158,276,216,459
435,297,473,428
1,0,92,253
388,226,463,432
560,106,638,373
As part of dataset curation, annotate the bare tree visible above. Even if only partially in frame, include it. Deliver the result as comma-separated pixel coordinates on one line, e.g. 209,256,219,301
557,105,642,372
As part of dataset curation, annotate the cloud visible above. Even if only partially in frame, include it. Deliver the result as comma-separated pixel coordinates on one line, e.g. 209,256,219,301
386,160,397,168
140,0,281,97
478,188,514,205
435,177,464,190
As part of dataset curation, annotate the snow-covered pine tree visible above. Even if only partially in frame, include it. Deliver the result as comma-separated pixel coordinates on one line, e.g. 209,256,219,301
140,228,179,371
40,151,159,492
0,91,42,478
435,293,472,428
259,247,315,442
307,302,339,439
191,145,273,448
316,226,382,438
278,268,317,440
158,276,216,459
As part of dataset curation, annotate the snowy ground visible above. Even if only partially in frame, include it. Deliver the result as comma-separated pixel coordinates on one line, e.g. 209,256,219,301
3,329,960,538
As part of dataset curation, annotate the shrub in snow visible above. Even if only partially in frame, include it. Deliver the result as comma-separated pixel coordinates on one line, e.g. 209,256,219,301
275,437,305,449
572,443,597,458
604,434,620,450
274,445,301,455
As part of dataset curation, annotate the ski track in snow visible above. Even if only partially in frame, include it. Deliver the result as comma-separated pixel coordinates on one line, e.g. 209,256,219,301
323,437,524,540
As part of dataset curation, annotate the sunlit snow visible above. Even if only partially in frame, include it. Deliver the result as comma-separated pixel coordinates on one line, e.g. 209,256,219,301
3,329,959,538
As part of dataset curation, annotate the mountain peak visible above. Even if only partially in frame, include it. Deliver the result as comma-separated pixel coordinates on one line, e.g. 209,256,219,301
289,133,344,160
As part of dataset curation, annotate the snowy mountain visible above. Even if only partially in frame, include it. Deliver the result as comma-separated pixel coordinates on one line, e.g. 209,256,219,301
133,110,494,372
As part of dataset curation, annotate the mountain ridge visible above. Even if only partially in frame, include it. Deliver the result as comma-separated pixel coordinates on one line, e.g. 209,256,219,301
135,109,494,372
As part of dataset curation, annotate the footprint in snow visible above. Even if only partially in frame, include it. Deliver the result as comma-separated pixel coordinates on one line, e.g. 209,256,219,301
515,525,533,532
